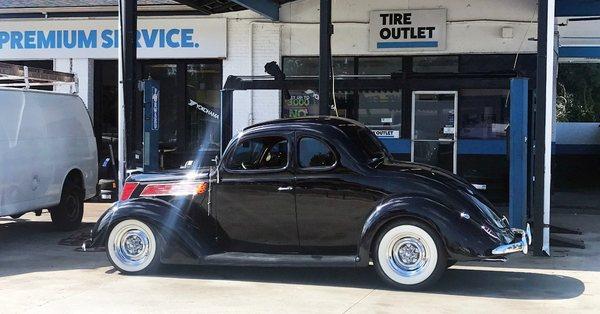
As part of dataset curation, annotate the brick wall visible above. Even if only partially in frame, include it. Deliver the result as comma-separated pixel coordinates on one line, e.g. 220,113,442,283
223,19,281,136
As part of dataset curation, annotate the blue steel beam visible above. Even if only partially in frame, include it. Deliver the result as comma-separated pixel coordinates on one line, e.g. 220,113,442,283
231,0,280,21
509,78,529,229
557,0,600,16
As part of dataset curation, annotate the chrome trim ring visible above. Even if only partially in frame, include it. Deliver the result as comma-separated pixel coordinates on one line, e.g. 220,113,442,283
377,225,438,286
107,219,156,273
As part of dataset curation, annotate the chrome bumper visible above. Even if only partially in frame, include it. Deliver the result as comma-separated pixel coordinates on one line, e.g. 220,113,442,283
492,223,532,255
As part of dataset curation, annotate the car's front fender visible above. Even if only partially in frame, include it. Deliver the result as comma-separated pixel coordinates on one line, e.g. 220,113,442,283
88,198,216,262
356,195,503,266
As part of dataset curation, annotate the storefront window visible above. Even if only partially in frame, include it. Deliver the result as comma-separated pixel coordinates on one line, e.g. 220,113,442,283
283,57,354,76
186,63,222,165
458,89,509,139
283,89,319,118
358,90,402,129
333,90,355,118
282,89,354,118
358,57,403,75
413,56,459,73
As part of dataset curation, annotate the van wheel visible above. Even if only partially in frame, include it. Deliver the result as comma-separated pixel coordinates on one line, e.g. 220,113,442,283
50,182,84,231
373,220,447,290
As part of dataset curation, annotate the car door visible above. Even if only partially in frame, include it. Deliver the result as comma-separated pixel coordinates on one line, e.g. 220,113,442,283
294,132,381,255
214,131,299,253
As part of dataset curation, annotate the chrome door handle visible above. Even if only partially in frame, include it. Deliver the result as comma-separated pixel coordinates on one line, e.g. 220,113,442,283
277,186,293,191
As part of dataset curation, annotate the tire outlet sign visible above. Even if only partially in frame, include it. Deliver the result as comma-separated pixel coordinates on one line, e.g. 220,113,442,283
369,9,447,51
373,130,400,139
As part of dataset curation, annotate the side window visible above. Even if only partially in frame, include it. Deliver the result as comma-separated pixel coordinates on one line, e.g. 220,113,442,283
298,137,336,169
228,136,288,171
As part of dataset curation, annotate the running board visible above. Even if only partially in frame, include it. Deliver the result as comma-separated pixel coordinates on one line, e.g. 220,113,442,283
198,252,357,267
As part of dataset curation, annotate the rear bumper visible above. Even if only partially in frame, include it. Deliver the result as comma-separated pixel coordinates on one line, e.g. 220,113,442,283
492,223,532,255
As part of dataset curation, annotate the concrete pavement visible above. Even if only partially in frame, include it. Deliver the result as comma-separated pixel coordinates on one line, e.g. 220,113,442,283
0,203,598,313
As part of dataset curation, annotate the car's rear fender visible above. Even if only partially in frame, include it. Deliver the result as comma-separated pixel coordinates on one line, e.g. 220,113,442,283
356,195,502,266
89,198,216,261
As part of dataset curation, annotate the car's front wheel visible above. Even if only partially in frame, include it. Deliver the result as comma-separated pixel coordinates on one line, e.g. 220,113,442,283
373,220,447,290
106,219,160,274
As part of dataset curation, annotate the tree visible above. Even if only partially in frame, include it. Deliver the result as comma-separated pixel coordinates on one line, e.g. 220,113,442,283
556,63,600,122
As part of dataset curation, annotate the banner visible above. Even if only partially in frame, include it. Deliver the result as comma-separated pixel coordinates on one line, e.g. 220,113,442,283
0,18,227,59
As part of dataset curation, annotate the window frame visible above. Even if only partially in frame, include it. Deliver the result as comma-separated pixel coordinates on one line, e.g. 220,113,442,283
295,134,339,172
224,132,292,174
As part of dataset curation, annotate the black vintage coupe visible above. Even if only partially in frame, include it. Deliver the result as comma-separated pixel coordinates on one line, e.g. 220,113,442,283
86,117,530,290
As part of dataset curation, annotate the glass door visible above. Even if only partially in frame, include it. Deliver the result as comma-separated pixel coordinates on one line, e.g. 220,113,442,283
411,91,458,173
139,60,223,170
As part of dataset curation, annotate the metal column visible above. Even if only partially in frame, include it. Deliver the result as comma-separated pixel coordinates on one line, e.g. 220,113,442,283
117,0,137,196
509,78,529,229
533,0,556,256
220,89,234,156
318,0,332,115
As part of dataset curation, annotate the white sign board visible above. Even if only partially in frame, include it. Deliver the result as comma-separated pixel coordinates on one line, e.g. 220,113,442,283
369,9,446,51
0,18,227,59
373,130,400,138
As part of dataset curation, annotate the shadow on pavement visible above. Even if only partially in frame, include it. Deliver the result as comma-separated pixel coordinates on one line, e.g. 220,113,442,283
0,218,587,301
153,264,584,300
432,268,584,299
0,220,109,278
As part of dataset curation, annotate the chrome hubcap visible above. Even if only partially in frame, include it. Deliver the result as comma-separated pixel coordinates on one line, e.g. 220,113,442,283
114,228,151,267
388,236,428,275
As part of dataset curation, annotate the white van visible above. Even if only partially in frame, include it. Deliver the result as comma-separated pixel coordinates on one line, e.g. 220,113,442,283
0,87,98,230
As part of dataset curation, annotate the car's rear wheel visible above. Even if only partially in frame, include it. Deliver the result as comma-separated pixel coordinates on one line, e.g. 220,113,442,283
106,219,160,274
373,220,447,290
50,182,84,231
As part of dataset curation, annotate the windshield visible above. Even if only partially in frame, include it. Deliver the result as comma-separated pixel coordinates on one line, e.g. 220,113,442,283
338,123,392,164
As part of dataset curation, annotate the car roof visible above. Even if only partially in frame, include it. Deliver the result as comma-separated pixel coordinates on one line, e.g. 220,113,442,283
243,116,364,133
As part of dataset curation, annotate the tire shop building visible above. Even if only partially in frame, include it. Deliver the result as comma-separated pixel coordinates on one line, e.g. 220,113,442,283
0,0,599,255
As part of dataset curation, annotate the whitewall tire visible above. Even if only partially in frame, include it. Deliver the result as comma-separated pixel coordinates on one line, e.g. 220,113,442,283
107,219,160,274
374,220,446,290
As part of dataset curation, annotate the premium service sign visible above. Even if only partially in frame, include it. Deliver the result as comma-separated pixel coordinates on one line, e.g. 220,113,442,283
369,9,446,51
0,18,227,59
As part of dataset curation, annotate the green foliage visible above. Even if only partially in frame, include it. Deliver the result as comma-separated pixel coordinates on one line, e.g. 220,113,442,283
557,63,600,122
